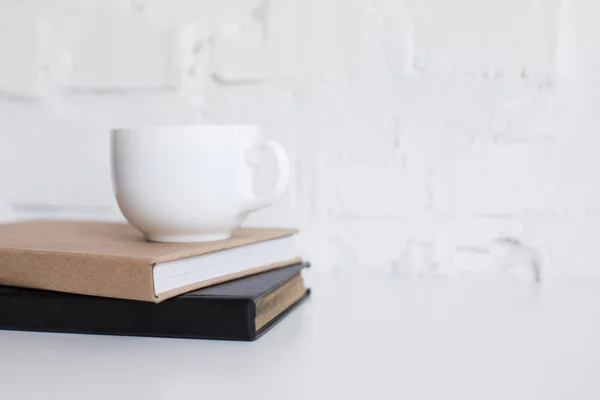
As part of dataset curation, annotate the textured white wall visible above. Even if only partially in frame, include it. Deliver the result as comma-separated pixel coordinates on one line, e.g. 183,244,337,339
0,0,599,281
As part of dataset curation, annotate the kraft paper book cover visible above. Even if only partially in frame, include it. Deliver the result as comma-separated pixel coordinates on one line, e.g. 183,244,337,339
0,220,301,302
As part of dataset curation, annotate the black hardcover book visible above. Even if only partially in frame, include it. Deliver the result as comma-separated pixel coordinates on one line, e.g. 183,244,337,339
0,262,311,341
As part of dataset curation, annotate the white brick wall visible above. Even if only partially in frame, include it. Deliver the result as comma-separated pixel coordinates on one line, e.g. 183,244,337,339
1,0,600,281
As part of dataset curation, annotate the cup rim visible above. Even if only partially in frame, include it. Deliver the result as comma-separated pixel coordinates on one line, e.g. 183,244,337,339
111,124,261,133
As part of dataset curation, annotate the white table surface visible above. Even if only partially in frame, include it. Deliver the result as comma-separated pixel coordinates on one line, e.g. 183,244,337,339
1,276,600,400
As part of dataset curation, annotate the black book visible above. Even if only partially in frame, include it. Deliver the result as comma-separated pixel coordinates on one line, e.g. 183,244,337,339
0,262,311,341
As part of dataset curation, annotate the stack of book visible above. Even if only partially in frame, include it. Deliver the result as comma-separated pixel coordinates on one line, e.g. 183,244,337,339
0,220,310,341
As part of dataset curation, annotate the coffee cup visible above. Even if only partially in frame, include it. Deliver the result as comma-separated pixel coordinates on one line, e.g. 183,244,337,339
110,125,290,243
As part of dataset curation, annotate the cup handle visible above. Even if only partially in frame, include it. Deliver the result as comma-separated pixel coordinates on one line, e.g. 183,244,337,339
241,139,290,214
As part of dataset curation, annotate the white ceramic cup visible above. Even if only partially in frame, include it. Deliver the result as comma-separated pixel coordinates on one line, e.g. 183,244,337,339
110,125,290,243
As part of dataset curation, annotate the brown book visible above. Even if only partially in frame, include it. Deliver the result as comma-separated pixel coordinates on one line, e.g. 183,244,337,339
0,220,301,302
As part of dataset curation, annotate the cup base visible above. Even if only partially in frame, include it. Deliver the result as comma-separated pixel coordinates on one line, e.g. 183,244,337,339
145,233,232,243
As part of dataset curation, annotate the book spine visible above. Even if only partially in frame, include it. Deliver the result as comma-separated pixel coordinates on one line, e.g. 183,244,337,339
0,291,257,341
0,248,155,302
